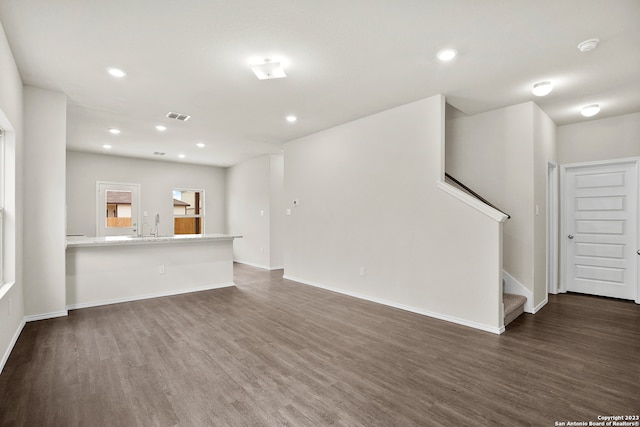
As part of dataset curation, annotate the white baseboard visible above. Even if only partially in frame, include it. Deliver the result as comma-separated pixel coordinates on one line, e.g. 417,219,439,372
234,260,283,271
503,271,535,313
0,318,25,375
24,310,68,322
532,296,548,314
283,275,504,335
66,282,235,311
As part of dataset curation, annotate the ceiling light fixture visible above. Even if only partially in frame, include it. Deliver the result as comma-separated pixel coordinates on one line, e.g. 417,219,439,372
532,81,553,97
109,128,121,135
107,67,127,78
251,59,287,80
286,115,297,122
102,144,112,149
577,38,600,53
196,142,206,148
581,104,600,117
178,154,186,159
436,48,457,62
155,125,167,131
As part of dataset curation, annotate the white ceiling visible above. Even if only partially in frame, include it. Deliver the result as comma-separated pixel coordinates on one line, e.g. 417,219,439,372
1,0,638,167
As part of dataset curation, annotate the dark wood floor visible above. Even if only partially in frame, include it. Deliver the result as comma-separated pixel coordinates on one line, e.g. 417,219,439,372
1,264,639,426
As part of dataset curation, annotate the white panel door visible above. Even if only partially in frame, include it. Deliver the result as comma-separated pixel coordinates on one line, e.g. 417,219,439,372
97,182,140,236
563,160,638,301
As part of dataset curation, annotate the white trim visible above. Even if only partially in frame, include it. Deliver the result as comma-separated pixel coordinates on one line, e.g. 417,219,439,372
66,282,235,310
547,162,559,294
532,296,548,314
24,310,68,322
436,181,508,223
234,260,283,271
502,270,534,313
0,318,24,375
284,275,504,335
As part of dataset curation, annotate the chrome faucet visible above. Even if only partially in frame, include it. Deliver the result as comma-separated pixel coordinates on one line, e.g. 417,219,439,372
152,213,160,237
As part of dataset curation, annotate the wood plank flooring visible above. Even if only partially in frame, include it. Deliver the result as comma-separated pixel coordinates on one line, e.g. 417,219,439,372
1,263,639,426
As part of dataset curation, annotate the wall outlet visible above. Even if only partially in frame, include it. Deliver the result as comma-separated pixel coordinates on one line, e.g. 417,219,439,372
359,267,365,276
159,265,165,275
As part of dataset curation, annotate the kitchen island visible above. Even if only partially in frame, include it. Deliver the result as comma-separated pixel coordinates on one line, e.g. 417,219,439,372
66,234,241,309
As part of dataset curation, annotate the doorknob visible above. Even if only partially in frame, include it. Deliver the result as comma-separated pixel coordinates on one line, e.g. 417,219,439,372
568,234,574,239
637,250,640,255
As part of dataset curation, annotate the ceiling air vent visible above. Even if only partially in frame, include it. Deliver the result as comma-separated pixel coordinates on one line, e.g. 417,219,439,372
166,111,191,121
153,152,166,156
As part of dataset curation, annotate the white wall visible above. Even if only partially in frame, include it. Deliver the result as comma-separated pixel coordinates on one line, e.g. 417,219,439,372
225,154,284,270
284,95,504,333
269,155,285,269
557,112,640,164
66,151,226,238
23,86,68,318
0,20,25,373
446,102,557,308
446,103,535,291
533,105,557,307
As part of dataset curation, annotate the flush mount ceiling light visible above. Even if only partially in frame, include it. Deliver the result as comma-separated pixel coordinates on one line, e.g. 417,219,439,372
108,128,121,135
107,67,126,78
286,115,297,123
577,38,600,53
155,125,167,131
178,154,186,159
102,144,112,149
581,104,600,117
250,59,287,80
196,142,206,148
436,48,457,62
532,81,553,97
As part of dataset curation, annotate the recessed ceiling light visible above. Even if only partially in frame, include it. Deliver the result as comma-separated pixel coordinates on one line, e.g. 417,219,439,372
436,48,457,62
155,125,167,132
577,38,599,53
532,81,553,97
581,104,600,117
178,154,186,159
196,142,206,148
250,59,287,80
107,67,126,78
109,128,121,135
286,115,297,123
102,144,112,149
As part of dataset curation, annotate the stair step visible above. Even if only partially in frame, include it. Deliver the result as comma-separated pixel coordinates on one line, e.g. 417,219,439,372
504,293,527,326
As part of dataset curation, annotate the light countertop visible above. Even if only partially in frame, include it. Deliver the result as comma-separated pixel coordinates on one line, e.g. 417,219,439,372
66,234,242,248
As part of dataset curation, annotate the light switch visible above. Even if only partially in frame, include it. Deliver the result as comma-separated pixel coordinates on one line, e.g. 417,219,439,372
286,209,291,216
260,210,264,216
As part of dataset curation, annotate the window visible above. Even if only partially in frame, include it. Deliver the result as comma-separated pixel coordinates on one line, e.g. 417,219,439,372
173,189,204,235
96,182,140,236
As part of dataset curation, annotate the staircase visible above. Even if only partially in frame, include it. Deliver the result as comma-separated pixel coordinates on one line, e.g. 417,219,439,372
503,293,527,326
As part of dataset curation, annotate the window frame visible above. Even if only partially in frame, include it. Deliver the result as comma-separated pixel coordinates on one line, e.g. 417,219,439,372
172,188,205,235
